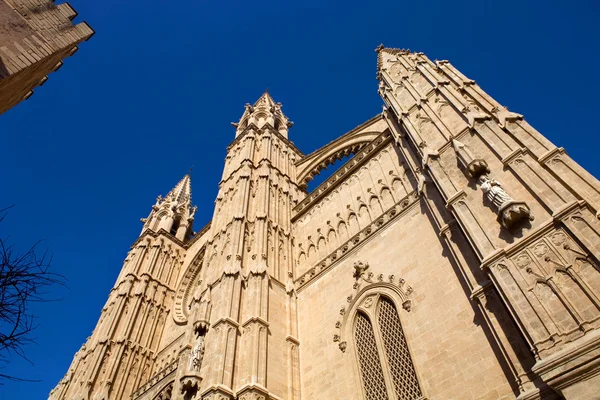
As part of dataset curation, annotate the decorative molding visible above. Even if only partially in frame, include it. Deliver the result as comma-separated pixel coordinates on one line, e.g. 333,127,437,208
132,360,177,400
296,191,419,292
333,261,414,352
173,246,206,324
227,122,304,158
295,118,388,188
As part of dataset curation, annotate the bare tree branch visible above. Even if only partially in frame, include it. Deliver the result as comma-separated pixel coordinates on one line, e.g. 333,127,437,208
0,206,65,383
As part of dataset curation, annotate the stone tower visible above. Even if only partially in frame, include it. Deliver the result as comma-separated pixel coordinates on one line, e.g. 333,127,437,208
51,48,600,400
50,175,195,400
0,0,93,114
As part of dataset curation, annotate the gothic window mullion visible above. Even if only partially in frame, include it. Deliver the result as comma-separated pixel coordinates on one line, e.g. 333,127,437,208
354,311,393,400
372,302,400,400
377,297,423,400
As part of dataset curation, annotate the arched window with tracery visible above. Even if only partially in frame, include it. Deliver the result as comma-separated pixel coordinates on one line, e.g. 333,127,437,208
353,296,422,400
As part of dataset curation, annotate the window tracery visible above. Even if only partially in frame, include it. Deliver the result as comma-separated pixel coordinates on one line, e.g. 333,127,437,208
377,298,423,400
335,261,424,400
353,297,423,400
355,312,389,400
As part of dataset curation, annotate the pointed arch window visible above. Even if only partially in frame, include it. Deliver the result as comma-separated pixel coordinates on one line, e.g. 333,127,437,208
354,296,423,400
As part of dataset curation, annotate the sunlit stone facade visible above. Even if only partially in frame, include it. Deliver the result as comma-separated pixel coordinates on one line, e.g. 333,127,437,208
51,47,600,400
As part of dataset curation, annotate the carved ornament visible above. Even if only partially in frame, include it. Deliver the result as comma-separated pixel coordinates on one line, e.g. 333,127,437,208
333,261,414,352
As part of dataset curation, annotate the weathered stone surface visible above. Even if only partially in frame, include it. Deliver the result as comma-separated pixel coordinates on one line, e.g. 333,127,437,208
0,0,93,114
50,49,600,400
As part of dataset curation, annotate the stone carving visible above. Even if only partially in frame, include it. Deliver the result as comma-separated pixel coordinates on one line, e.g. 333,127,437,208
53,48,600,400
479,176,512,208
478,175,533,229
451,139,489,179
353,260,370,280
419,141,439,168
416,168,428,196
189,334,205,372
334,261,414,352
296,191,420,289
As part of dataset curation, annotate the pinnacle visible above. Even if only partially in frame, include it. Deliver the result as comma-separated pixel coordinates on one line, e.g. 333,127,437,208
253,89,277,108
166,173,192,204
376,45,413,72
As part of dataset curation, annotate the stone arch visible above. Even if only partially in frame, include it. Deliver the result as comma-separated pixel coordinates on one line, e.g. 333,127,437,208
327,225,337,244
298,248,307,265
172,246,206,324
369,195,383,215
333,268,420,400
357,202,371,227
152,381,174,400
317,234,327,259
307,243,316,258
295,115,386,188
152,211,168,231
338,282,413,349
337,220,349,242
379,186,394,209
348,212,359,236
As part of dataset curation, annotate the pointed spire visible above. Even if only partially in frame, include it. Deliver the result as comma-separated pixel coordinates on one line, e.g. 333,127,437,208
166,173,192,205
232,90,293,138
376,45,412,73
140,172,197,242
253,89,276,108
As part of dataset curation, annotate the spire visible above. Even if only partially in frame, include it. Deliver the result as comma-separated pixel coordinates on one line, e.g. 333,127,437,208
253,89,276,108
140,173,197,242
232,90,293,138
375,44,413,75
166,173,192,205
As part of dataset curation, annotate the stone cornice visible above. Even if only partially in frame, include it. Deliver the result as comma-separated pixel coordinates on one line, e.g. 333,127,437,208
240,316,269,328
110,271,177,294
132,228,187,250
538,146,564,165
479,200,583,270
532,329,600,388
212,316,240,331
218,157,301,190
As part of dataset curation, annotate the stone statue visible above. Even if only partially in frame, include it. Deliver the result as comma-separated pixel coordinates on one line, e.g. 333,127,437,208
189,334,205,372
479,175,512,209
153,195,163,210
189,205,198,220
478,175,532,229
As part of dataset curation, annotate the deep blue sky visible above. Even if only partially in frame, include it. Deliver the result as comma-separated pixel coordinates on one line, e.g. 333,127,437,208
2,0,599,397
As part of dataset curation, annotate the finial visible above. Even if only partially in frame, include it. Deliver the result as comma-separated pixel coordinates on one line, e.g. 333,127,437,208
375,44,385,53
188,166,194,175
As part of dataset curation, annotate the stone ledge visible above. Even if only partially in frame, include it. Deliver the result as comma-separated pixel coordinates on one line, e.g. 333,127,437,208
532,330,600,397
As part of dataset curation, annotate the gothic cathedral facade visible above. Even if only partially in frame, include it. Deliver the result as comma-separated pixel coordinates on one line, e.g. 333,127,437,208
51,47,600,400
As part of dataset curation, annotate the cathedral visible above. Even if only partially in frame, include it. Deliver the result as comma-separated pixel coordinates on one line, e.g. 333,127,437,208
38,45,600,399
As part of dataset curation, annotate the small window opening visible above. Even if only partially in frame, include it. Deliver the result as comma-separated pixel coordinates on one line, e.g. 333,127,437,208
170,217,181,235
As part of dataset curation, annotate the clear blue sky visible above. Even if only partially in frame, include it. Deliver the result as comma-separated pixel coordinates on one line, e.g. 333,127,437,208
2,0,599,397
